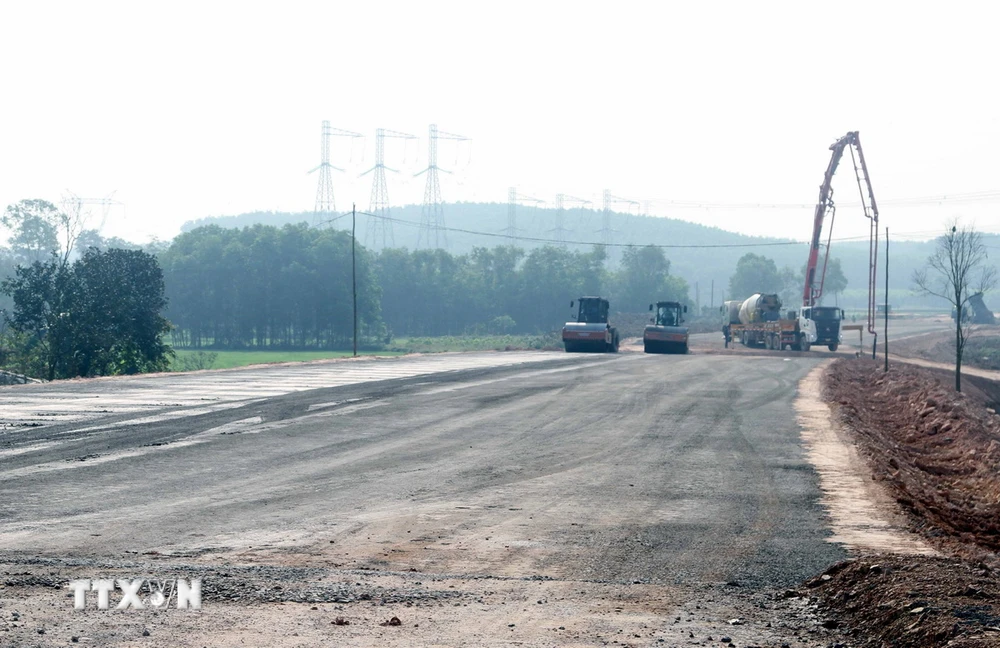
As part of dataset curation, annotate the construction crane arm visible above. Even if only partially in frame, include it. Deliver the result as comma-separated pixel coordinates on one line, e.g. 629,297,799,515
803,131,880,336
803,132,855,308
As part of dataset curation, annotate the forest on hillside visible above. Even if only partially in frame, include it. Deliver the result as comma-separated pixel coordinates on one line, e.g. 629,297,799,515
183,202,972,311
3,198,998,366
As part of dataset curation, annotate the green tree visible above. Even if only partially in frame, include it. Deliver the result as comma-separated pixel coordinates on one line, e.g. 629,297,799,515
613,245,688,312
728,253,782,302
795,257,848,306
70,248,173,375
1,259,74,379
823,257,848,303
519,246,606,333
76,229,141,255
778,266,801,308
1,200,61,264
161,223,383,349
1,249,173,379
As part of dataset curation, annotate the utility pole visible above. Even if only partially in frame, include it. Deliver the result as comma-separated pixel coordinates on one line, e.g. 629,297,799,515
415,123,470,249
352,204,358,358
711,280,714,310
695,282,700,314
309,121,363,226
884,227,889,372
361,127,417,248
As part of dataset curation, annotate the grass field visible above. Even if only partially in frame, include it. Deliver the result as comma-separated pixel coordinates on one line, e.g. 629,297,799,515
964,336,1000,371
169,349,406,371
386,334,561,354
169,335,559,371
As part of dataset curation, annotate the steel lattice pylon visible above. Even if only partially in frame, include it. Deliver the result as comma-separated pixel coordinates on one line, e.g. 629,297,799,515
506,187,544,240
598,189,639,247
308,121,362,227
549,193,591,245
362,127,417,248
415,123,469,249
314,121,335,221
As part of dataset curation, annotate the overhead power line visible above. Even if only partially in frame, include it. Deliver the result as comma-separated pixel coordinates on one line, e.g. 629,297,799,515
318,209,944,250
642,190,1000,211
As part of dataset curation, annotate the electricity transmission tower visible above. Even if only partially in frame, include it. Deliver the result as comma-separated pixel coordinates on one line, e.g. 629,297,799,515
598,189,640,246
550,193,592,245
361,127,417,248
506,187,545,239
308,120,363,226
61,190,125,233
415,124,470,249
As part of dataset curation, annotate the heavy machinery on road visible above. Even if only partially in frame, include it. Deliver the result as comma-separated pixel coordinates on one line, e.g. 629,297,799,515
727,293,816,351
643,301,689,354
724,131,880,353
802,131,879,348
563,297,620,353
801,305,844,351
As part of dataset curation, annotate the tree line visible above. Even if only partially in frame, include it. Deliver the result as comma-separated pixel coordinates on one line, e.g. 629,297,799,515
159,224,691,347
727,252,848,308
2,197,862,381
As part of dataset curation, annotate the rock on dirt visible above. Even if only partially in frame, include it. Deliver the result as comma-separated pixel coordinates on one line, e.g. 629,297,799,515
809,555,1000,648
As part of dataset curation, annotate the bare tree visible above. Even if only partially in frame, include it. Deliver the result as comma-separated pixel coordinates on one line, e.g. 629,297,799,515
2,198,89,267
913,220,998,391
55,196,91,266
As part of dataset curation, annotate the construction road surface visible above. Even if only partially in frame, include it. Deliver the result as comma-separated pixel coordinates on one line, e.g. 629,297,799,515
0,349,868,646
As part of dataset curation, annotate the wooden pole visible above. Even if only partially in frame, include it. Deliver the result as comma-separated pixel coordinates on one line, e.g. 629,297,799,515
352,204,358,358
884,227,889,371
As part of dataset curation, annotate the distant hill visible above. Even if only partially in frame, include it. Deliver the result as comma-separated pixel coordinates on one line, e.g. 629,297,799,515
181,203,1000,311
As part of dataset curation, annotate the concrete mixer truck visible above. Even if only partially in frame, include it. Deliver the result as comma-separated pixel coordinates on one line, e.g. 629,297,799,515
726,293,817,351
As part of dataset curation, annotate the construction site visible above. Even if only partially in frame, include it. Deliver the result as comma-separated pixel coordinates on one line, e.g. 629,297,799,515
3,5,1000,646
0,125,998,648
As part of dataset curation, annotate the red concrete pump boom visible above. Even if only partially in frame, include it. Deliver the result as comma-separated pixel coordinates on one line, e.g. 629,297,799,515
803,131,880,337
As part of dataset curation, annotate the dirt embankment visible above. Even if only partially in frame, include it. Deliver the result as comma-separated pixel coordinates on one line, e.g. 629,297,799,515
825,359,1000,553
806,556,1000,648
813,358,1000,647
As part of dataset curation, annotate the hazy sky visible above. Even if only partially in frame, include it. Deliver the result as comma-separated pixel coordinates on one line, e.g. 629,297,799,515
2,1,998,245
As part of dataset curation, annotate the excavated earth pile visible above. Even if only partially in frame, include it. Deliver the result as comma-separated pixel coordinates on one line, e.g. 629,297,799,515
807,555,1000,648
816,358,1000,647
825,358,1000,553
